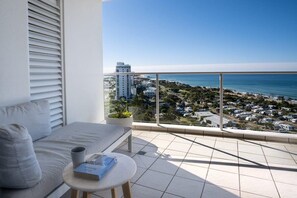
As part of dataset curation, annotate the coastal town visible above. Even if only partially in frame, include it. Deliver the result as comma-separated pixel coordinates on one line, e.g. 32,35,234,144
105,63,297,134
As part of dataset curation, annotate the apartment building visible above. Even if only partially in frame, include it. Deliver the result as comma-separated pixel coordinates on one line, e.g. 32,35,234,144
116,62,132,99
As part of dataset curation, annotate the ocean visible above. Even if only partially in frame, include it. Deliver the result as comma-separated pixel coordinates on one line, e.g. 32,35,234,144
147,74,297,99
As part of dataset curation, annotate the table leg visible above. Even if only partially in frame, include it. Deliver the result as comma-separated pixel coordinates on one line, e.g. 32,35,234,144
111,188,118,198
122,181,132,198
128,134,132,152
82,192,92,198
71,189,79,198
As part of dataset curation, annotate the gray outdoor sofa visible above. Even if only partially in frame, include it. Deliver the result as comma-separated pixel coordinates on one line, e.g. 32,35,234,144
0,101,132,198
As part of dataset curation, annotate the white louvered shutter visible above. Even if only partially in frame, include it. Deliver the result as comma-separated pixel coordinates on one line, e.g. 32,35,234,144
28,0,64,130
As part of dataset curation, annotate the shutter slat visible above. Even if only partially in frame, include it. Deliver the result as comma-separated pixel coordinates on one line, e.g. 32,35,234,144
30,60,61,68
39,0,60,10
50,102,63,110
31,79,61,88
29,0,63,129
29,18,60,32
29,0,60,15
31,85,62,94
29,24,60,38
29,32,60,44
30,53,61,61
30,38,61,50
28,10,60,26
30,58,60,63
47,96,62,104
29,45,60,56
30,67,61,74
51,120,63,129
30,74,62,80
28,3,60,21
50,108,63,116
50,114,63,122
31,91,62,101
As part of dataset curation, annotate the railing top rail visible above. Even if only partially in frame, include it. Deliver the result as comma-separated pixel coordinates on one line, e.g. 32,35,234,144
104,71,297,75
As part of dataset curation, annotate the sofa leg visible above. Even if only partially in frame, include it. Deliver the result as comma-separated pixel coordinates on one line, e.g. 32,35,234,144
128,134,132,152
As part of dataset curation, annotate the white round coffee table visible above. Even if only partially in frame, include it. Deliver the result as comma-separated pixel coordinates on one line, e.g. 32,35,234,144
63,153,137,198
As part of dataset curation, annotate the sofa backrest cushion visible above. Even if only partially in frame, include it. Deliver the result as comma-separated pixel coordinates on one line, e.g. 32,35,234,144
0,124,42,188
0,100,51,141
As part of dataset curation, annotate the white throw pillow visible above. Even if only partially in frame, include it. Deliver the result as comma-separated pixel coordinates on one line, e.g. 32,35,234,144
0,124,42,188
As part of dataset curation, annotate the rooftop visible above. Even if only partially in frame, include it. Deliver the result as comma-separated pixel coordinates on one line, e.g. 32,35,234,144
204,114,231,126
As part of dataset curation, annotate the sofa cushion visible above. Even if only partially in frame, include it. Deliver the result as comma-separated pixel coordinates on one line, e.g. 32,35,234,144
0,124,42,188
0,100,51,141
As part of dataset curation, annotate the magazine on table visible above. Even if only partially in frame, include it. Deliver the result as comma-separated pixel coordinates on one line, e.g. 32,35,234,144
73,154,117,180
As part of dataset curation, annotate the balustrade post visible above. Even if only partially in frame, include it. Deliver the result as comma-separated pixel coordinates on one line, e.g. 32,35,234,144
156,74,160,125
219,73,223,131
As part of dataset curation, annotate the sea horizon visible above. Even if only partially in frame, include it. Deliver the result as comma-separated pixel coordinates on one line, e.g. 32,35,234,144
145,74,297,100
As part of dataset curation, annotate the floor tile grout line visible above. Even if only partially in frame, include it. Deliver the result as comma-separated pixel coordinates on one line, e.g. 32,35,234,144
261,144,297,160
176,133,266,167
133,183,165,194
157,133,184,197
131,131,176,190
199,138,217,198
257,141,297,156
283,144,297,165
126,131,160,183
238,149,269,157
96,131,148,198
240,190,274,198
139,131,193,197
162,192,184,198
261,145,282,198
160,134,195,198
132,182,183,198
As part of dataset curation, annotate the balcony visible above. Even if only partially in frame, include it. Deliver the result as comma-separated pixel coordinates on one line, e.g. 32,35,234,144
1,0,297,197
62,129,297,198
101,71,297,197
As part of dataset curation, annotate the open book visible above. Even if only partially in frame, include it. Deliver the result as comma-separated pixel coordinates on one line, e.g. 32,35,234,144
73,154,117,180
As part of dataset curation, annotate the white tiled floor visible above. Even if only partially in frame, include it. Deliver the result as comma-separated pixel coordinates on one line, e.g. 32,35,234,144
68,130,297,198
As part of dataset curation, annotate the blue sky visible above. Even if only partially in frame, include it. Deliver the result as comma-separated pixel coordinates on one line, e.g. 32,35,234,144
103,0,297,72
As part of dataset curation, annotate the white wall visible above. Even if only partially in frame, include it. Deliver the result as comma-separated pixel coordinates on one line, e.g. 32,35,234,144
0,0,104,124
64,0,104,123
0,0,30,106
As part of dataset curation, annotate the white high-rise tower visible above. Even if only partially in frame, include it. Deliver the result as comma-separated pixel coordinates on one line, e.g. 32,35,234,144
116,62,132,99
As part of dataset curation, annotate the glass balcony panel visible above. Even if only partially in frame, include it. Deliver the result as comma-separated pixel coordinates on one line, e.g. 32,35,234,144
104,72,297,135
222,74,297,133
105,74,157,123
159,74,220,127
104,75,116,118
128,74,156,123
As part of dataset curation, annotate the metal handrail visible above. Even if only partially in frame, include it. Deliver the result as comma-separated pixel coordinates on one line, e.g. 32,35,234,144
104,71,297,75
